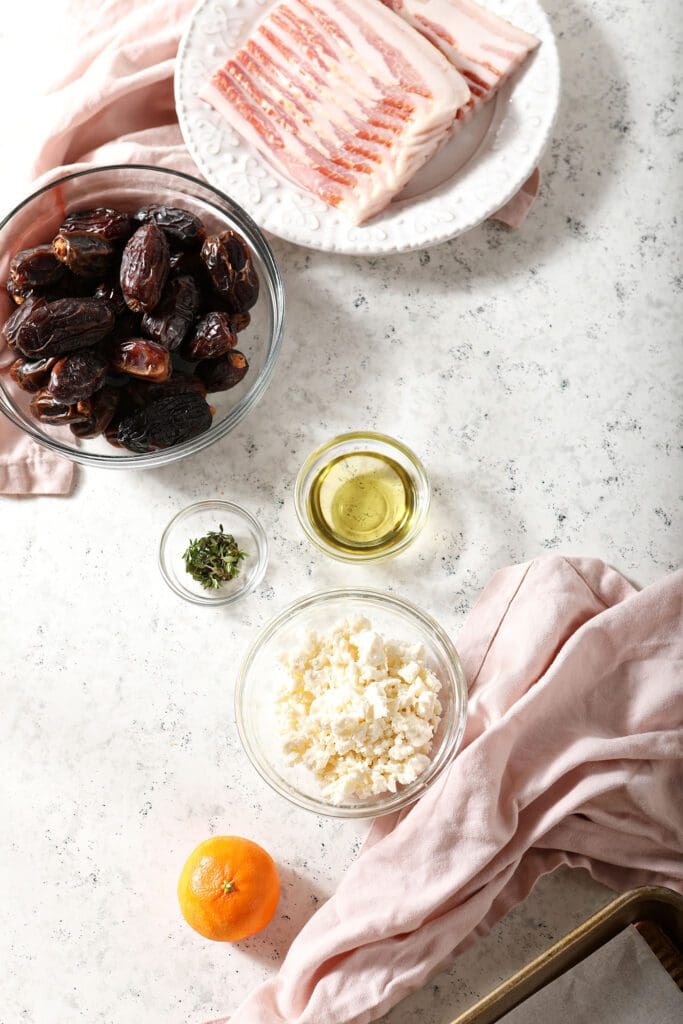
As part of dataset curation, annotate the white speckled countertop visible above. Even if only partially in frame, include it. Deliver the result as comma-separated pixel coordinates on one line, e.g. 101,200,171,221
1,1,681,1022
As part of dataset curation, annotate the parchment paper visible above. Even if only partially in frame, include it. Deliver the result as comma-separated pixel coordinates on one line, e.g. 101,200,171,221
499,925,683,1024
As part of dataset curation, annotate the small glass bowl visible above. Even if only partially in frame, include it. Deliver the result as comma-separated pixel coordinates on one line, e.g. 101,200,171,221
159,501,268,606
0,165,284,469
294,432,430,563
235,589,468,818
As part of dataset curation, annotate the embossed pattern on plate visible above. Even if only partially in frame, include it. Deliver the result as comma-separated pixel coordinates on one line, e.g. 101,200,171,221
175,0,560,255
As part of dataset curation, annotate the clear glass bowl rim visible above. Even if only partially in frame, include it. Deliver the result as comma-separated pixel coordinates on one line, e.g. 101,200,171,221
0,164,285,469
234,587,468,818
294,431,431,563
158,499,269,606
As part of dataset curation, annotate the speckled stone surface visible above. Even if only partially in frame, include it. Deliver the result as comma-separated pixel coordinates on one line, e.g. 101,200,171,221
1,1,681,1022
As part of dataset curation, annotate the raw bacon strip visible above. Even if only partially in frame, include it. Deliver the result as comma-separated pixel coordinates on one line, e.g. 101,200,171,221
381,0,539,121
200,0,470,224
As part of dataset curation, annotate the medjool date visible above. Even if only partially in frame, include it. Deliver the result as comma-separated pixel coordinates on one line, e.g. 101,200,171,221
134,205,205,248
70,386,119,439
129,373,207,405
141,275,201,351
53,234,117,277
107,337,171,381
182,312,237,362
7,297,115,358
120,223,170,313
200,230,259,312
200,233,237,299
94,279,143,341
168,249,205,278
103,387,143,448
29,388,88,424
229,256,259,313
169,251,185,274
6,277,26,305
231,311,250,333
48,350,107,404
57,208,133,244
7,245,69,302
117,390,212,453
196,350,249,392
7,273,91,306
110,312,143,343
8,356,57,392
3,296,40,348
94,279,129,318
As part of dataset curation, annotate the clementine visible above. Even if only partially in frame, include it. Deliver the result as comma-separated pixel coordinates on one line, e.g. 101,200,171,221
178,835,280,942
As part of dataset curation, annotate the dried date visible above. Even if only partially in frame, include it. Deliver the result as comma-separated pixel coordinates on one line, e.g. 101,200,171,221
129,373,207,405
53,234,117,277
94,279,128,318
200,230,259,312
6,276,27,305
168,250,204,278
200,233,237,299
104,370,135,389
168,253,212,308
116,390,213,453
141,275,200,351
229,257,259,313
205,294,251,329
57,207,133,244
100,278,143,342
107,337,171,381
182,312,236,362
120,223,170,313
3,296,40,348
104,426,123,449
8,356,57,393
29,388,88,425
7,245,69,302
70,386,119,439
231,311,251,333
103,387,144,448
169,251,185,274
110,312,143,343
196,350,249,392
48,350,107,404
134,205,204,248
6,297,115,359
231,272,260,312
8,273,91,306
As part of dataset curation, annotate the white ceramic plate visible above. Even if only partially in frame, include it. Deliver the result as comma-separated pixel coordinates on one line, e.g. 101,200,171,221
175,0,560,255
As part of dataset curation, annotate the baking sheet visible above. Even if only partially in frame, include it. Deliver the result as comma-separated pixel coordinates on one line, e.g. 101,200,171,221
497,925,683,1024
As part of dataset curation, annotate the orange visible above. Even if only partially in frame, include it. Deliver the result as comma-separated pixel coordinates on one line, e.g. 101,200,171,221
177,835,280,942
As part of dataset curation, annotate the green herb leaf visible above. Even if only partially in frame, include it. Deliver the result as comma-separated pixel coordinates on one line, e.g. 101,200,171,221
182,524,247,591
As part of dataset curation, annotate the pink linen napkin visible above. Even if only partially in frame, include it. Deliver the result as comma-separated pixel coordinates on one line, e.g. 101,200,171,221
215,555,682,1024
1,0,540,495
0,422,75,496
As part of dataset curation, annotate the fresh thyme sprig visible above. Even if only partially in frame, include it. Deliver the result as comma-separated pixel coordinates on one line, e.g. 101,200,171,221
182,524,247,591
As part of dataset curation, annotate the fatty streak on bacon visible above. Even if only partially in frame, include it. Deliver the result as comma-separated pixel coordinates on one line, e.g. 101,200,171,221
381,0,539,123
200,0,470,224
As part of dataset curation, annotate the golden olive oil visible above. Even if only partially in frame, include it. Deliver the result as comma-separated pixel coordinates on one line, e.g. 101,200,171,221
307,451,417,556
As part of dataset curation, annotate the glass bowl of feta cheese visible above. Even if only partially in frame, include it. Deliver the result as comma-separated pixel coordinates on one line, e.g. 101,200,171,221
234,589,468,818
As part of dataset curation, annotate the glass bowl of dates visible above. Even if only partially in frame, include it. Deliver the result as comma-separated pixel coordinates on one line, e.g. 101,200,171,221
0,165,284,467
159,500,268,606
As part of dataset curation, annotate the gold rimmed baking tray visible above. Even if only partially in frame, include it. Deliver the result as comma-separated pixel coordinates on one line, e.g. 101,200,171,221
451,885,683,1024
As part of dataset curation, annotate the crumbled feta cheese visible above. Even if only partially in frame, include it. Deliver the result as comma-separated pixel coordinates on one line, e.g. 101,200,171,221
277,616,443,804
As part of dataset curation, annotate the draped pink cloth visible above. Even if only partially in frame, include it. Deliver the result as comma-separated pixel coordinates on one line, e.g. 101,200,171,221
213,555,682,1024
0,0,539,495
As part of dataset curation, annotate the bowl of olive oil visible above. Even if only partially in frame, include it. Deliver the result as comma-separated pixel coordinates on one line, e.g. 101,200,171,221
295,432,430,562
